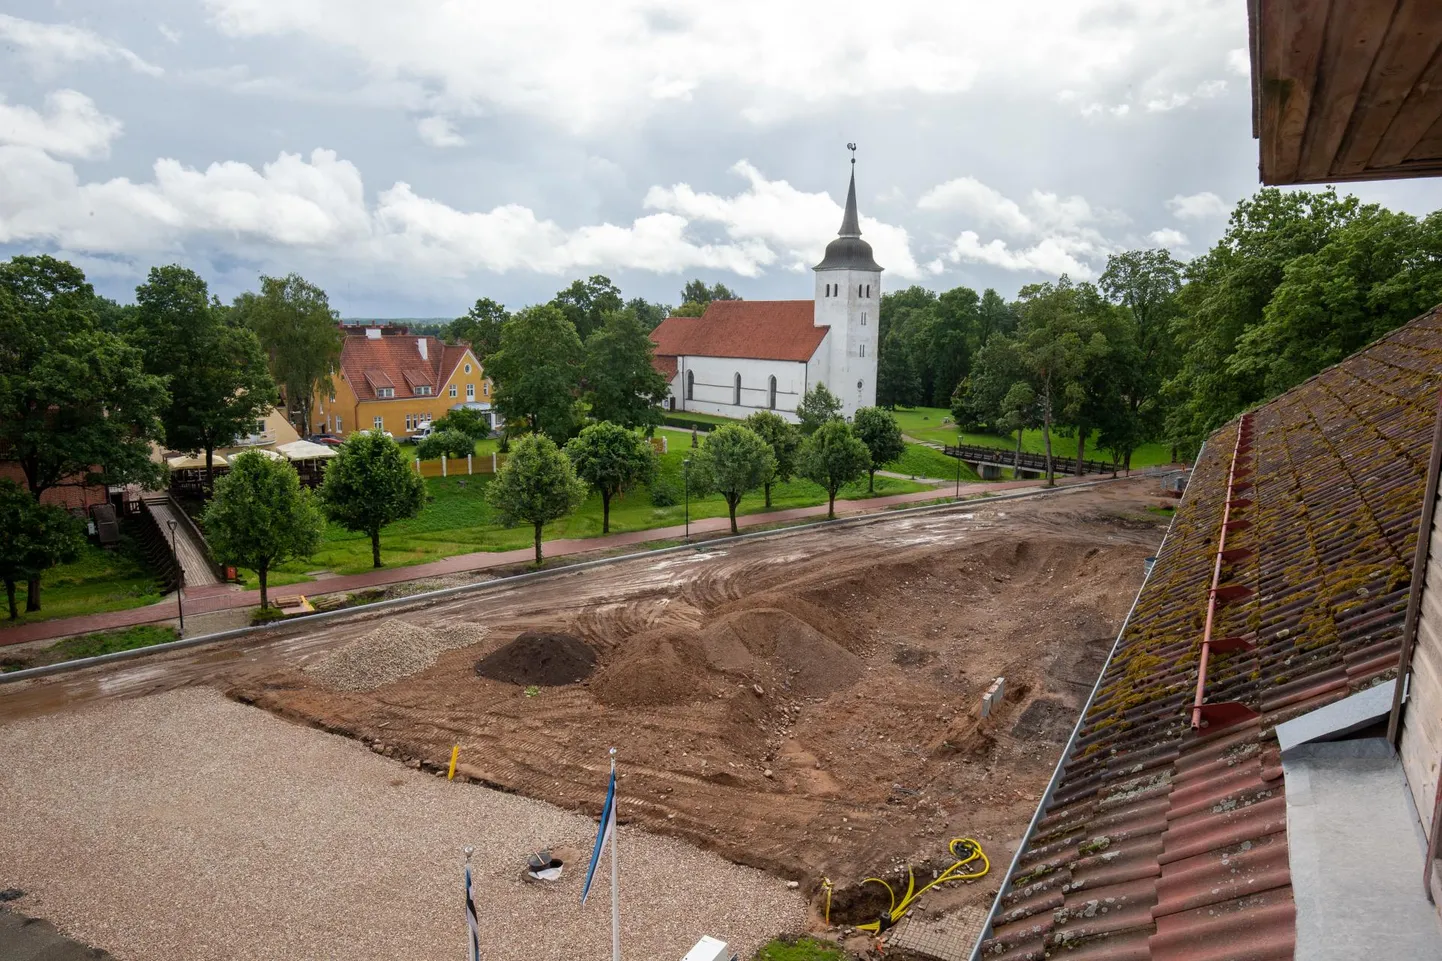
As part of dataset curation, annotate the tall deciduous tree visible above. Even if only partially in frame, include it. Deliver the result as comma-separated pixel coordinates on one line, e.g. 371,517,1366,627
583,308,670,430
0,255,167,503
236,273,344,434
796,383,843,435
1100,249,1182,467
692,424,775,534
131,265,278,484
448,297,510,362
204,451,323,611
319,431,426,568
1013,277,1104,486
744,411,801,508
876,330,922,409
487,304,584,441
798,419,871,518
852,407,905,493
625,297,671,332
551,275,623,340
0,479,85,617
487,433,586,564
565,422,655,533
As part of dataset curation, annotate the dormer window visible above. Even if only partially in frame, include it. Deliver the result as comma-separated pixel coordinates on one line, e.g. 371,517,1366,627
377,387,394,398
415,386,432,396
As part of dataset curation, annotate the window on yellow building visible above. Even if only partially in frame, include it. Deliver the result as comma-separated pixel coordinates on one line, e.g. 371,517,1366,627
449,384,457,398
483,382,489,397
467,384,475,399
374,416,384,430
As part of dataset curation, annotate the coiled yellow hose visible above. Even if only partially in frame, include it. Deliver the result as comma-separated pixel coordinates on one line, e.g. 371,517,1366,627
853,837,989,933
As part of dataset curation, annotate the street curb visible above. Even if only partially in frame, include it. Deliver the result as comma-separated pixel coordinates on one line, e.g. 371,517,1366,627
1,474,1141,685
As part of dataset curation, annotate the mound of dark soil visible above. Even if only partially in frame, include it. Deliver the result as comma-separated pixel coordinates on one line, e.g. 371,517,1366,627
475,631,597,686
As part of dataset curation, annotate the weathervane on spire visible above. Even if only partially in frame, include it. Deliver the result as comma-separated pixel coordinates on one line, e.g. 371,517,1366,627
847,142,857,166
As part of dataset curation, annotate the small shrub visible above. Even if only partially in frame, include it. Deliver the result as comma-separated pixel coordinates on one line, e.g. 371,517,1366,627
250,606,289,626
649,476,680,506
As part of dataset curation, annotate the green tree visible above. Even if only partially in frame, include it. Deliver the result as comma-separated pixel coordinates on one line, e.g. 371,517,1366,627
956,335,1025,431
564,422,655,533
0,479,85,617
487,304,584,441
798,420,871,518
236,273,344,434
796,383,843,435
1099,249,1182,468
671,301,708,318
691,424,775,534
625,297,671,332
1013,278,1104,485
203,451,324,611
430,407,493,441
0,255,167,503
319,431,426,568
487,433,586,564
415,429,474,461
130,265,278,485
744,411,801,508
1166,187,1359,452
583,308,671,430
681,279,741,305
876,329,923,409
851,407,905,493
448,297,510,362
551,275,624,340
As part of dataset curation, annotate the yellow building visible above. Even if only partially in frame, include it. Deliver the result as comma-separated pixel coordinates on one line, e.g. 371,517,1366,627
312,325,495,439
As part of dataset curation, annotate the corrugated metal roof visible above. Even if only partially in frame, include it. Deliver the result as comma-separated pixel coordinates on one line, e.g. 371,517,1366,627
977,305,1442,961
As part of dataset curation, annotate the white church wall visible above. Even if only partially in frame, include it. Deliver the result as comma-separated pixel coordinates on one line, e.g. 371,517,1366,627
814,273,879,418
673,356,810,423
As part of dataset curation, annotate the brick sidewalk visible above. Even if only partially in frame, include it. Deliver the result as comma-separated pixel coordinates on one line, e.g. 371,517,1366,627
0,475,1086,647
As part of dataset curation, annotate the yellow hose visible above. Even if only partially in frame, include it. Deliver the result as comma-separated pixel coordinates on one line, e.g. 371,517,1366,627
852,838,989,933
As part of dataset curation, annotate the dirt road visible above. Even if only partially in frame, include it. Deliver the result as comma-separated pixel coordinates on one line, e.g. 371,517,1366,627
0,479,1168,936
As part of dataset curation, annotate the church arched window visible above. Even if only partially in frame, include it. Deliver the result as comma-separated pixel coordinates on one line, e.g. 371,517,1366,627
686,370,694,400
768,375,777,409
866,284,871,297
860,343,866,358
733,373,742,406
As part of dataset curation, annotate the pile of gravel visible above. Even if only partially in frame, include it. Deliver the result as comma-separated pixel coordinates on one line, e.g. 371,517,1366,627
305,621,490,691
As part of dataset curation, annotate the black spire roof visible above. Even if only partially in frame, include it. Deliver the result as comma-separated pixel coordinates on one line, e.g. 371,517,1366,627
814,163,882,273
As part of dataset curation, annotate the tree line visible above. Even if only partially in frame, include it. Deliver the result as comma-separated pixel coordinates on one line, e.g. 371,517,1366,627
880,186,1442,479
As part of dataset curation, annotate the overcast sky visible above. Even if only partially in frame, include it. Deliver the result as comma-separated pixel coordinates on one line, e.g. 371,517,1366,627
2,1,1438,318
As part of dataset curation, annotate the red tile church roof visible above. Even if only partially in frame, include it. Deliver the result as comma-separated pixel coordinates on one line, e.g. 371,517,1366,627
649,300,828,365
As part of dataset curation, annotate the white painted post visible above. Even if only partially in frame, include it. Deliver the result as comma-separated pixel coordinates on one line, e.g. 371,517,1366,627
467,453,473,475
491,452,497,472
415,457,421,475
441,454,448,478
661,436,669,454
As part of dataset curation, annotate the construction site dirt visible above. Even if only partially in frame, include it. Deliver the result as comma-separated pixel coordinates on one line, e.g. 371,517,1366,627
0,479,1168,938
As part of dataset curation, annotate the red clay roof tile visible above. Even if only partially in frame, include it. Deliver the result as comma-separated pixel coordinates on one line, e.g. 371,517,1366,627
339,329,472,402
978,305,1442,960
649,300,828,363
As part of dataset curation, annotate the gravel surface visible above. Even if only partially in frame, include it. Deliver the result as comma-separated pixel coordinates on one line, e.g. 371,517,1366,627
304,620,491,690
0,689,806,961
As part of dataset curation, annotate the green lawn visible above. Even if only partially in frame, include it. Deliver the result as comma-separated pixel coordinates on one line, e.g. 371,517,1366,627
260,427,930,579
889,406,1176,469
890,442,980,482
4,536,164,626
1,625,179,673
753,938,849,961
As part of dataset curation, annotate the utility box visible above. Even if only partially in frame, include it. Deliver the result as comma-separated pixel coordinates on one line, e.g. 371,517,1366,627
682,936,734,961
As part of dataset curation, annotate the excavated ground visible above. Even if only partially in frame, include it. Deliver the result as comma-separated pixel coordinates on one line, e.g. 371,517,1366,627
0,479,1169,935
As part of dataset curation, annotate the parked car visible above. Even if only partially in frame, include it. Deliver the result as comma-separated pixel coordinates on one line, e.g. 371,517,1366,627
411,424,436,441
307,434,344,447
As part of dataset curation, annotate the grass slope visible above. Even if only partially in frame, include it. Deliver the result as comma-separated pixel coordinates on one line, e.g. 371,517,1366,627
890,406,1175,469
1,625,178,672
5,536,164,626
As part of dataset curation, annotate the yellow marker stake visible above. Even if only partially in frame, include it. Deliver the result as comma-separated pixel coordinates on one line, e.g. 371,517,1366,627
448,745,460,780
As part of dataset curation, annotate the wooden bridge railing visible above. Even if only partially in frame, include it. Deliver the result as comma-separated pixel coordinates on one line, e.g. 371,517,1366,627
942,443,1113,476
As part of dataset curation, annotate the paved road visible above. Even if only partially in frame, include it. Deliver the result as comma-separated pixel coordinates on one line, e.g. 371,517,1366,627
1,474,1117,648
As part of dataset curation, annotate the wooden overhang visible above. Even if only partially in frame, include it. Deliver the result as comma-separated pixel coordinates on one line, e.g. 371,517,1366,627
1250,0,1442,184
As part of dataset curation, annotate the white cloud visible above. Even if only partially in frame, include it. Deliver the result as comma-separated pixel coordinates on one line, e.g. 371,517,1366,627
416,115,464,148
1227,47,1250,76
0,127,921,281
202,0,1241,131
159,24,183,44
644,161,922,277
0,90,123,160
946,232,1093,278
1148,227,1188,247
923,176,1122,279
1166,191,1230,219
917,177,1032,234
1144,78,1226,113
0,14,162,76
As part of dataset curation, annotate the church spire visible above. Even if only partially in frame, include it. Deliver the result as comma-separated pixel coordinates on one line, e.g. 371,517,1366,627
838,142,861,238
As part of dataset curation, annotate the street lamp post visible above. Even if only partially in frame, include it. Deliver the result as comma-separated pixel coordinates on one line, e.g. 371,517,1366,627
683,458,692,542
167,518,184,636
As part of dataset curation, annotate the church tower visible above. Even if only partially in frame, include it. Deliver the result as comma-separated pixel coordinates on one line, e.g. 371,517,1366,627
813,150,882,418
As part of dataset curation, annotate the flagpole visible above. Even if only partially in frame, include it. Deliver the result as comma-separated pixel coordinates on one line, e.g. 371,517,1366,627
609,747,621,961
464,846,479,961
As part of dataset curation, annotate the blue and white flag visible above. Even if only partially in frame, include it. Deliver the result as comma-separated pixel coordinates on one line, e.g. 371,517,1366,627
580,768,617,904
464,863,480,960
